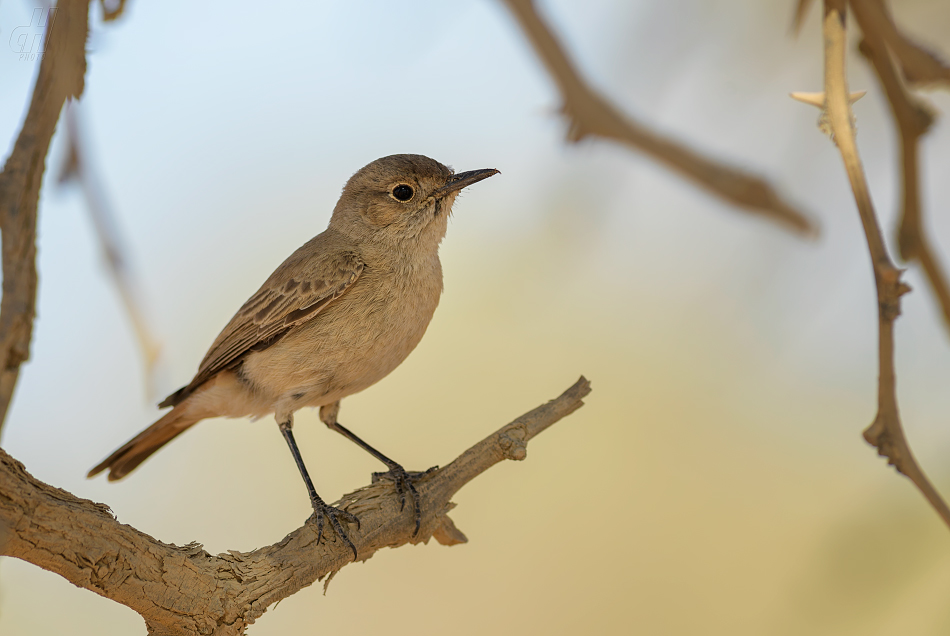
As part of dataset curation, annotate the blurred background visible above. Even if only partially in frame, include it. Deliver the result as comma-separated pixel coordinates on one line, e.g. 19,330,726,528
2,0,950,634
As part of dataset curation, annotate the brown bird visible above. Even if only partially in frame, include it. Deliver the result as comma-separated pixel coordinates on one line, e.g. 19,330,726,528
89,154,498,558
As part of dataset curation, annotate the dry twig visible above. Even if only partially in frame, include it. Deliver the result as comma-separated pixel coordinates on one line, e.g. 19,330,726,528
818,0,950,527
0,377,591,636
0,6,593,634
851,0,950,89
0,0,90,437
499,0,818,236
792,0,818,35
792,0,949,89
59,104,164,397
99,0,127,22
850,3,950,336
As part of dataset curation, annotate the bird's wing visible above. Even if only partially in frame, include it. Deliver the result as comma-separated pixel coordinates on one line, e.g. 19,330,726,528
160,238,364,407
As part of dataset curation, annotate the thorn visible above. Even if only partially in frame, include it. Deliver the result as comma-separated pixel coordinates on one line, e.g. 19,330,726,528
789,90,867,108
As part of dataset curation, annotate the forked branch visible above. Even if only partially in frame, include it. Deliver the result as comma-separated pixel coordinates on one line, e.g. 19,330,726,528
500,0,817,236
852,0,950,89
797,0,950,90
851,1,950,336
0,377,591,636
819,0,950,527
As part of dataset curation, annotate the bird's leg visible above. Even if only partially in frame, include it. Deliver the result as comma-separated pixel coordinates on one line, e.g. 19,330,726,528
320,402,436,537
330,420,436,538
277,415,359,559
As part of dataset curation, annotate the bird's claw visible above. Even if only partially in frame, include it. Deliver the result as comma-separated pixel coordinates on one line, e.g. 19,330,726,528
308,500,360,560
372,464,438,537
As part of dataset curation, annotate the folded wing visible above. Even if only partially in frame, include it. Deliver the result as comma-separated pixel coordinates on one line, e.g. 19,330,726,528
160,237,364,408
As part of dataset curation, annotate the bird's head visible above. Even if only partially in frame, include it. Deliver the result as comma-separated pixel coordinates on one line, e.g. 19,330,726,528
330,154,498,249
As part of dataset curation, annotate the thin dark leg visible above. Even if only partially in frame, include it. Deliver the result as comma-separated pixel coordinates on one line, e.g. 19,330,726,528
326,421,436,537
329,421,399,466
279,421,359,559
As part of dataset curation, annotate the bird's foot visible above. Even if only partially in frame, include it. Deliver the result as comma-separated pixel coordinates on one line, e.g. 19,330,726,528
372,464,438,537
308,499,360,560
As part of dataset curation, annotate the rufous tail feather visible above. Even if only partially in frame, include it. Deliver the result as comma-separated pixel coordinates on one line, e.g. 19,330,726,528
88,406,199,481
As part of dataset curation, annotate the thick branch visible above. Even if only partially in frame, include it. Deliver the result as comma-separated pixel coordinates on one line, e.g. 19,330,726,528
820,0,950,527
851,6,950,337
0,377,591,636
0,0,90,436
499,0,817,236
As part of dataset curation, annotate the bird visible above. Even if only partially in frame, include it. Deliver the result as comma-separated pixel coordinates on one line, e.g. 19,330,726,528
88,154,499,559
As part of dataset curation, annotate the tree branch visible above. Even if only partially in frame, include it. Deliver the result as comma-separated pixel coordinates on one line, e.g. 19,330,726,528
0,0,90,437
850,3,950,338
791,0,818,35
0,377,591,636
58,103,164,399
498,0,818,237
820,0,950,527
850,0,950,89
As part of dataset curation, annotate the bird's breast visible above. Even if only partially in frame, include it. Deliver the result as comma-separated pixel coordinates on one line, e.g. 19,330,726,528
240,254,443,407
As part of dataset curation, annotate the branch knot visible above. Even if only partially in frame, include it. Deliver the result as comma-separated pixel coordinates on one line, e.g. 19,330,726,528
863,414,907,474
498,425,528,461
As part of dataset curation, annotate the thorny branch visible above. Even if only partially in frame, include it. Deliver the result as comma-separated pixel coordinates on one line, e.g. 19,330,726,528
819,0,950,527
499,0,818,237
2,1,949,633
0,378,591,636
0,0,91,438
851,1,950,336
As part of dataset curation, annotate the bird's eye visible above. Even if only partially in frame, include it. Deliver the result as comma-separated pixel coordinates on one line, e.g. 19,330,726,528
391,184,414,202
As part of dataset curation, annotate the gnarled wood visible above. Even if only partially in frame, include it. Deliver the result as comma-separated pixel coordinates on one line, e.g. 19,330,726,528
0,0,90,436
0,378,591,636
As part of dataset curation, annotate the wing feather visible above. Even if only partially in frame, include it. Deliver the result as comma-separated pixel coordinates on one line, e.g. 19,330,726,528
159,238,363,408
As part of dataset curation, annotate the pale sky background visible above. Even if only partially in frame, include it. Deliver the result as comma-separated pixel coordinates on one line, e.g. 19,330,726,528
2,0,950,634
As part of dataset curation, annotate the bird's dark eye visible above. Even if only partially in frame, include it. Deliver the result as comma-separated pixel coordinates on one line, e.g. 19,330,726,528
391,184,414,202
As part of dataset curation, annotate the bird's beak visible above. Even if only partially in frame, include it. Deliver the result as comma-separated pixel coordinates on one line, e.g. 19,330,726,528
434,168,499,198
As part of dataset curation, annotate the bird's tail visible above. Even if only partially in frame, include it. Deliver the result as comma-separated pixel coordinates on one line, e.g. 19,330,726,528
87,405,200,481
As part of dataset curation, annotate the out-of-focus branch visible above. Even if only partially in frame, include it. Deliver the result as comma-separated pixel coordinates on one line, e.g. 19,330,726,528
852,0,950,89
792,0,817,34
0,0,90,438
853,10,950,336
99,0,127,21
819,0,950,528
0,377,591,636
499,0,818,237
59,104,164,398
